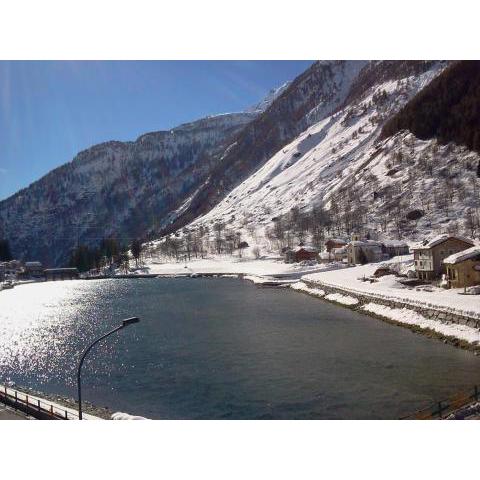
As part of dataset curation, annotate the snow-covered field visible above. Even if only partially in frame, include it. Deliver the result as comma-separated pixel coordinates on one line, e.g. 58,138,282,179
303,256,480,320
144,255,349,278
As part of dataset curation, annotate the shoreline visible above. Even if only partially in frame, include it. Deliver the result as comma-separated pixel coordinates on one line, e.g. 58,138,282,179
7,267,480,352
291,281,480,354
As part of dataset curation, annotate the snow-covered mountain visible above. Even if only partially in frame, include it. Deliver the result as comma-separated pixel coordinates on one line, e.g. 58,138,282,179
0,111,258,265
164,61,480,254
163,61,369,234
189,62,444,225
245,81,291,113
3,60,480,266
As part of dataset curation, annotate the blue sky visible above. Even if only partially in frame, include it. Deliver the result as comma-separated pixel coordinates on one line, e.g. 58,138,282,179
0,60,313,200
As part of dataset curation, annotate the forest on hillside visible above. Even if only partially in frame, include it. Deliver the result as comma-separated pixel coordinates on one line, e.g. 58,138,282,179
381,61,480,152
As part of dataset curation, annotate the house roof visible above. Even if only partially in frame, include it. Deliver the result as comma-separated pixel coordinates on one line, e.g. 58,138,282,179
25,261,42,267
293,246,319,253
412,234,474,250
444,246,480,265
349,240,383,247
326,238,347,244
44,268,79,273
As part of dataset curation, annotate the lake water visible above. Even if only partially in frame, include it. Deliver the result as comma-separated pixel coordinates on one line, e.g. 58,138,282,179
1,277,480,419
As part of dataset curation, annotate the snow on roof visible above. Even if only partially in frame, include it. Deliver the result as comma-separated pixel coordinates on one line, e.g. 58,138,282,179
294,246,319,253
443,246,480,265
326,238,347,244
412,234,474,250
349,240,383,247
25,261,42,267
332,247,347,253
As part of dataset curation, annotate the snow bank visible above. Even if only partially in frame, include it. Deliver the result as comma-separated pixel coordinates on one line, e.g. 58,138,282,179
362,303,480,345
244,275,297,285
111,412,148,420
290,281,325,297
324,293,359,306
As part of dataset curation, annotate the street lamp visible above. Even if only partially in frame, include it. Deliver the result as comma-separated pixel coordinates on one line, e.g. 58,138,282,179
77,316,140,420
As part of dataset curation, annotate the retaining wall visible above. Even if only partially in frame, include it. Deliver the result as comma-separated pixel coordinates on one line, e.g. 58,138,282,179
302,280,480,330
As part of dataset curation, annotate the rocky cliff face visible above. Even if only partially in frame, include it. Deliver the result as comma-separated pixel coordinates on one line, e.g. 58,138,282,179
0,112,257,265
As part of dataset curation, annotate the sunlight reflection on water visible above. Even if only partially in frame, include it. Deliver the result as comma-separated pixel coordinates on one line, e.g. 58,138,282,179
0,280,126,387
2,278,480,419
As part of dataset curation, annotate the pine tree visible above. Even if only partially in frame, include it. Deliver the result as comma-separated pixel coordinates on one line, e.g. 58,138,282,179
0,239,13,261
130,238,142,267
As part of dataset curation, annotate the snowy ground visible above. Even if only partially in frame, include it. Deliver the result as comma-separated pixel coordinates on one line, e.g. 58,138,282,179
303,255,480,320
144,255,350,279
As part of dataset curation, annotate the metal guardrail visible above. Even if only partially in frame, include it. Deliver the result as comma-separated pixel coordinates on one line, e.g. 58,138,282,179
0,384,78,420
401,385,480,419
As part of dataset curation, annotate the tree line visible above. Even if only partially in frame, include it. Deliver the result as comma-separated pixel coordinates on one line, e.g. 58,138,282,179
0,239,12,261
69,237,144,273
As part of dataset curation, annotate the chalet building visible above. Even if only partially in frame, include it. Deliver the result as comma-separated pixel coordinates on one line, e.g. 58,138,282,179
347,240,386,265
325,238,347,253
332,246,348,262
382,240,409,258
23,261,44,279
285,246,319,263
412,235,474,281
44,268,79,281
444,246,480,289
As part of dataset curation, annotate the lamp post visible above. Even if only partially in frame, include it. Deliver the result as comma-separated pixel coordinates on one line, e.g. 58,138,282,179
77,316,140,420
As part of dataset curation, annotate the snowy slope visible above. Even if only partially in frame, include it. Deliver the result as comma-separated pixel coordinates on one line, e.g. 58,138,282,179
163,61,369,234
182,61,464,251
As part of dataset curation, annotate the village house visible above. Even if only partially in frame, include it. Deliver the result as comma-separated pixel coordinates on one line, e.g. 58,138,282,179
44,267,79,281
382,240,409,258
332,246,348,262
412,234,474,281
324,238,347,253
22,261,44,279
285,246,319,263
444,246,480,289
347,240,386,265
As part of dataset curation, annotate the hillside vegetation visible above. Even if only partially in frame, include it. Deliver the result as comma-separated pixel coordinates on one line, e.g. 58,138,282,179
381,61,480,152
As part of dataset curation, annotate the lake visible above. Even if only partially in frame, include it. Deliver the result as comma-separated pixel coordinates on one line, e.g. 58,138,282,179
1,277,480,419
